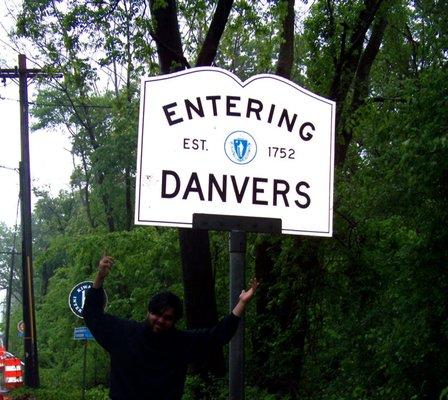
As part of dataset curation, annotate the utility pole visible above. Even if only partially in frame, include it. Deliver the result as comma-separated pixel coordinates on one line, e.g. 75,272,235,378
0,54,60,387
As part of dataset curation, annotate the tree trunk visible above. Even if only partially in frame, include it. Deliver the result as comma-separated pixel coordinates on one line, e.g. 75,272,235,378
149,0,187,72
179,229,225,376
276,0,296,78
196,0,234,66
149,0,235,377
328,0,385,167
336,13,388,166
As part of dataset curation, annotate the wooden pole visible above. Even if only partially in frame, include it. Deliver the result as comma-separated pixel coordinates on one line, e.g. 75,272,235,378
18,54,39,387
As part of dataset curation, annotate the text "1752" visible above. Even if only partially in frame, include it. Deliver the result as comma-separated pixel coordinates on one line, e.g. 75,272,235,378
268,147,295,159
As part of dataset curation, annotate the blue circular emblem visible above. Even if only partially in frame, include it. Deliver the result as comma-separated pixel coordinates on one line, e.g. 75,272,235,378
224,131,257,165
68,281,94,319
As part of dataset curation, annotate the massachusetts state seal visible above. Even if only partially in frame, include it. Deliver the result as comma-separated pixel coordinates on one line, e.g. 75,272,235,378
224,131,257,165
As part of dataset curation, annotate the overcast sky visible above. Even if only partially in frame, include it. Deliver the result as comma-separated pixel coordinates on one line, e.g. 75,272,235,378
0,0,73,228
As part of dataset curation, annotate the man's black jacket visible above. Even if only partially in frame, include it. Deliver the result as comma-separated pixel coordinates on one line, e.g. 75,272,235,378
83,287,240,400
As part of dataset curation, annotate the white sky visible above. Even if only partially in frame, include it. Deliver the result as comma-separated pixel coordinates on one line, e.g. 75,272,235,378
0,1,73,228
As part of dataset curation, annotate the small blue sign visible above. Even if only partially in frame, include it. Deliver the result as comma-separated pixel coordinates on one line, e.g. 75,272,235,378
68,281,93,318
74,326,95,341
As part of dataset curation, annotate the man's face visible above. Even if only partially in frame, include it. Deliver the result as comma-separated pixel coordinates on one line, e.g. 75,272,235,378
147,307,175,334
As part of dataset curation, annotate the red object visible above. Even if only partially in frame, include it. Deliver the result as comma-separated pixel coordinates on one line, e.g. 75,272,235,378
3,357,23,389
0,347,24,391
0,347,5,368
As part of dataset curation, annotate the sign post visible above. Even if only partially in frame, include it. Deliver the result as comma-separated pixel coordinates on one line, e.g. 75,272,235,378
229,231,246,400
135,67,335,400
73,327,95,400
69,282,99,400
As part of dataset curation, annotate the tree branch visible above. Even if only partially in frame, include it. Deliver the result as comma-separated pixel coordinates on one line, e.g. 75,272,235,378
196,0,234,66
328,0,387,167
276,0,296,79
336,13,388,166
147,26,191,69
149,0,189,72
352,13,388,110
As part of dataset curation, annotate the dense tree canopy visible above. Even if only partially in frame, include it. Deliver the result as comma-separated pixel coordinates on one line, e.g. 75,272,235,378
2,0,447,399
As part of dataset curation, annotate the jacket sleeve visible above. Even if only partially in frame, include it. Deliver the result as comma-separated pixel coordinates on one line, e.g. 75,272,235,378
82,287,124,352
206,313,241,345
184,313,240,363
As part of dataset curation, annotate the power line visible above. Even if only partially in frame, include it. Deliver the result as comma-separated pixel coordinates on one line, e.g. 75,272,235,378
0,165,19,172
0,95,114,109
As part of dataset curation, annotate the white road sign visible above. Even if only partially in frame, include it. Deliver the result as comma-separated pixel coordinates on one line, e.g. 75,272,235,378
135,67,335,236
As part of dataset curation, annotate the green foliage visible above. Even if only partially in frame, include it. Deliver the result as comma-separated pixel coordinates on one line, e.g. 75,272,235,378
5,1,447,399
183,375,285,400
296,3,448,395
9,385,108,400
0,222,21,298
25,228,181,391
216,0,285,77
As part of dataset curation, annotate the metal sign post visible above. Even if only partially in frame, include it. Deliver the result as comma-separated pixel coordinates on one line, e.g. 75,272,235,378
69,283,103,398
193,215,281,400
73,327,95,400
82,341,87,400
69,282,101,399
229,231,246,400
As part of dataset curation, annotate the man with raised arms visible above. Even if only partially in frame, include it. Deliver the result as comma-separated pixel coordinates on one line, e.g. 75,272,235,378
83,255,259,400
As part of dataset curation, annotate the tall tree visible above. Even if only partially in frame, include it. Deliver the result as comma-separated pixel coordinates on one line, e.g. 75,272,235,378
252,0,394,396
149,0,235,377
16,0,148,233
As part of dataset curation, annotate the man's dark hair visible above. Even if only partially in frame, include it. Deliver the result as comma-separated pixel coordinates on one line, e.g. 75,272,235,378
148,291,183,321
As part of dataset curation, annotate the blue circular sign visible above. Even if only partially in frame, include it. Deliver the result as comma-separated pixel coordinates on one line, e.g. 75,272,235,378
68,281,93,319
224,131,257,165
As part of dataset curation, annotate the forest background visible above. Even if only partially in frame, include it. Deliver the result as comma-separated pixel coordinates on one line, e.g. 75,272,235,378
0,0,447,399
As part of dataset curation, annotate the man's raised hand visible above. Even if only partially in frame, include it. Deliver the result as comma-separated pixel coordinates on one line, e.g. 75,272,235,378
232,278,260,317
239,278,260,304
94,255,114,288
